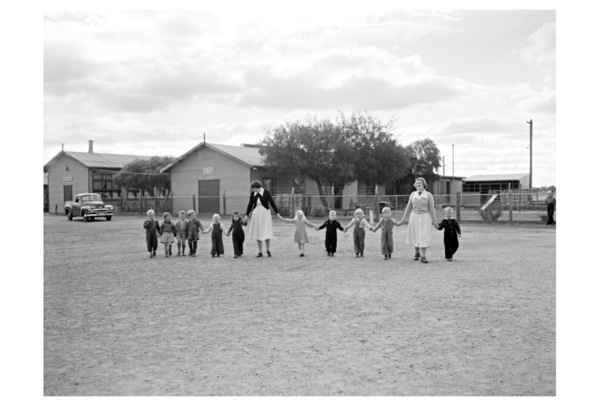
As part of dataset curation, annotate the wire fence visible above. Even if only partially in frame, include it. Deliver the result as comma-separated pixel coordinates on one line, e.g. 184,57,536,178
94,190,554,224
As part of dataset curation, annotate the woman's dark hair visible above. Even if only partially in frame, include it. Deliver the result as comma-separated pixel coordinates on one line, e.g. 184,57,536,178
251,180,263,189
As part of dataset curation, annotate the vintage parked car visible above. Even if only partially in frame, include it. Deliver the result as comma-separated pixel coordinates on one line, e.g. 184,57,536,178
64,193,113,221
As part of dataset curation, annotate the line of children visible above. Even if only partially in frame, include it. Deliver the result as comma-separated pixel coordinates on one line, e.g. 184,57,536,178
142,206,460,261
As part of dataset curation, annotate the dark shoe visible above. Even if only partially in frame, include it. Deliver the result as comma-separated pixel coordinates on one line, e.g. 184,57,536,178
413,255,420,261
420,257,428,264
446,258,453,262
266,251,272,257
256,252,263,258
300,253,304,257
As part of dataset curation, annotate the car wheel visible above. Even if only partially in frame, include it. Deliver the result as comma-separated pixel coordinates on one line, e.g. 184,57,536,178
67,210,73,221
105,216,112,221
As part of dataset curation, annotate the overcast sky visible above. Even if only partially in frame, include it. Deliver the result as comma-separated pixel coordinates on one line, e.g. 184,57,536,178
44,9,555,186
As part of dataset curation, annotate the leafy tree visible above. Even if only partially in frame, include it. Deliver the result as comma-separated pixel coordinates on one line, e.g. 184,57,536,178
339,114,410,191
114,156,175,197
259,114,410,207
260,119,357,208
406,138,441,187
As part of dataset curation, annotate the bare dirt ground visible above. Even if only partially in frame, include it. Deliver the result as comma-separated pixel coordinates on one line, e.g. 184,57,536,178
44,214,555,395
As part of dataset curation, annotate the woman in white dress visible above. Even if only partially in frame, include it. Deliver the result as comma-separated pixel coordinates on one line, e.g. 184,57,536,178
244,181,279,258
398,177,438,263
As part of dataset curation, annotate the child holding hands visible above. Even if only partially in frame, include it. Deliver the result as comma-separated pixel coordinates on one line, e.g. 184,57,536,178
203,213,225,257
277,210,317,257
316,210,344,256
436,206,461,261
226,212,246,258
370,206,402,260
344,208,372,257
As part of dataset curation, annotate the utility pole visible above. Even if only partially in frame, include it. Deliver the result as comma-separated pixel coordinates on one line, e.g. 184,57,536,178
442,156,446,176
526,119,533,189
451,144,455,177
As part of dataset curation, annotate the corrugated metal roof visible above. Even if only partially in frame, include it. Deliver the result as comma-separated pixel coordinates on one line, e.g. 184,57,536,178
64,151,149,168
464,173,529,182
161,142,265,172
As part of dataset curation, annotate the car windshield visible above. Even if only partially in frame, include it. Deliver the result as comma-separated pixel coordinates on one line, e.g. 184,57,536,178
80,194,101,202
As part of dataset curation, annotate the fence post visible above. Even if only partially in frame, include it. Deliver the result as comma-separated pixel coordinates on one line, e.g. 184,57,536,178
508,194,513,223
192,194,196,212
456,192,462,222
291,187,295,216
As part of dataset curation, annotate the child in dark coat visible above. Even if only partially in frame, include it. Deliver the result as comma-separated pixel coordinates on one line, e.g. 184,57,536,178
226,212,246,258
185,210,204,257
316,210,344,256
204,213,224,257
143,209,160,258
436,207,461,261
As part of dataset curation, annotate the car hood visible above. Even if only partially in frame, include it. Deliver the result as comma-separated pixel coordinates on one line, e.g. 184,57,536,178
82,201,107,207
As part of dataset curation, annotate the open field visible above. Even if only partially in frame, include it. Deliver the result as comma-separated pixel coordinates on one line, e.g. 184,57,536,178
44,214,555,395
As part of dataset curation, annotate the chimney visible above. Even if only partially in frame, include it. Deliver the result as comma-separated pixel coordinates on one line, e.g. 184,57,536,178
88,140,94,154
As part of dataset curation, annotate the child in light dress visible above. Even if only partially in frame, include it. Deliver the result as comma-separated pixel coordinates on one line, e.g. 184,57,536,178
370,206,402,260
159,212,177,257
277,210,317,257
203,213,225,257
344,208,372,257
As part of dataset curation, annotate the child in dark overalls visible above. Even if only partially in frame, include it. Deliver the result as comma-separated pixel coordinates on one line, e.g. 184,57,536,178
370,206,402,260
316,210,344,256
226,212,246,258
185,210,204,257
204,213,224,257
436,207,461,261
143,209,160,258
344,208,371,257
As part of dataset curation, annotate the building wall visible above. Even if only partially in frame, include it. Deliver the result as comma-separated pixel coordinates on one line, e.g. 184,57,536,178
169,147,251,214
46,154,90,214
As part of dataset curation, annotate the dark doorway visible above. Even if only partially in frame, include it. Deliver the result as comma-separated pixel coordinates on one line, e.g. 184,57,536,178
63,184,73,202
198,179,220,213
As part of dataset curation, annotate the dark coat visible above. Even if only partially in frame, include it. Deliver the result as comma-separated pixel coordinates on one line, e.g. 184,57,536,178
318,219,344,254
437,219,461,259
246,189,278,216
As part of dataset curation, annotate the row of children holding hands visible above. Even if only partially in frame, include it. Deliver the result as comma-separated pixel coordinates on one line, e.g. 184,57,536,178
143,206,461,261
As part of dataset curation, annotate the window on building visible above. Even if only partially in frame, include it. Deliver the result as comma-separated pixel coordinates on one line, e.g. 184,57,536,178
91,171,121,199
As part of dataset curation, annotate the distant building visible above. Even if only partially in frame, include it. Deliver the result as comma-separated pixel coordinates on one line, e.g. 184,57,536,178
44,140,148,214
463,173,530,194
161,142,384,214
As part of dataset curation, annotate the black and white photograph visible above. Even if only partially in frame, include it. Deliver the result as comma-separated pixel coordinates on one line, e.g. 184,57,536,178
12,0,599,403
40,5,559,397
